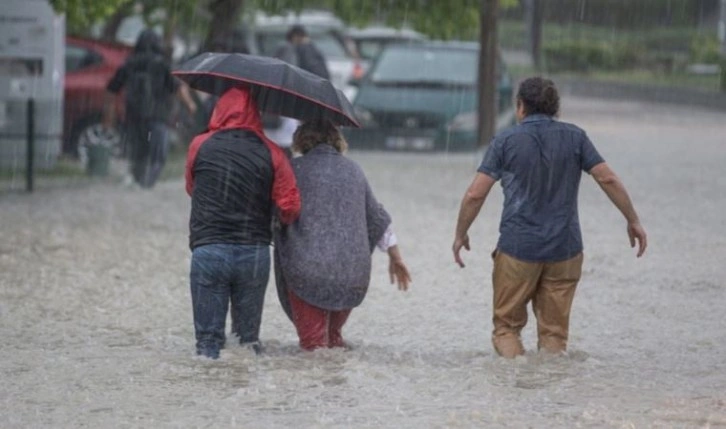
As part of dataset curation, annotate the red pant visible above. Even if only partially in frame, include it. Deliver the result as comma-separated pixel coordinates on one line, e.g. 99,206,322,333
288,290,351,350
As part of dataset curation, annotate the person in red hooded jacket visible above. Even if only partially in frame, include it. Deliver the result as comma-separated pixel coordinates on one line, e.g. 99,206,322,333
185,86,301,359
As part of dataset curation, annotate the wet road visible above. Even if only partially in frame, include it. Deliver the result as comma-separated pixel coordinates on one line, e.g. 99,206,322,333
1,97,725,428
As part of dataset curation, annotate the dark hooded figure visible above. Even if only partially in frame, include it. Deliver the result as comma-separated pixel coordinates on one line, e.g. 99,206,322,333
105,29,196,188
284,25,330,80
185,87,301,359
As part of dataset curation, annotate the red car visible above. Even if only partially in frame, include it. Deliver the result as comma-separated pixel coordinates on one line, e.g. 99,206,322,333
64,36,130,157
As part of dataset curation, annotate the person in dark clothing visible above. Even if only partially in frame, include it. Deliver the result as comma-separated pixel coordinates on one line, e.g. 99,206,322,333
452,77,647,358
286,25,330,80
185,86,301,359
105,29,196,188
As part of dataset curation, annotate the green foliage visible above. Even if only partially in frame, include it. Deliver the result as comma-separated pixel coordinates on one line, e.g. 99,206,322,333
250,0,488,40
48,0,131,33
690,35,722,65
502,0,704,28
141,0,206,39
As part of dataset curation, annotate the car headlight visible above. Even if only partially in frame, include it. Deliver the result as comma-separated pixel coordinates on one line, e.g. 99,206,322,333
354,106,377,127
447,111,478,133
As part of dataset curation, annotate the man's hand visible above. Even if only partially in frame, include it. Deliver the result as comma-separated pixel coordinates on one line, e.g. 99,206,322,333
389,257,411,291
452,235,470,268
452,173,495,269
627,222,647,258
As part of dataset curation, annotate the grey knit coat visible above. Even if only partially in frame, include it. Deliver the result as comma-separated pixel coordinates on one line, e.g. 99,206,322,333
274,144,391,318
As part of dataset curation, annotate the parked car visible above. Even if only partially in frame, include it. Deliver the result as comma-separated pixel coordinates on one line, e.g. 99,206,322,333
64,36,130,158
245,10,362,91
343,41,515,151
347,25,426,74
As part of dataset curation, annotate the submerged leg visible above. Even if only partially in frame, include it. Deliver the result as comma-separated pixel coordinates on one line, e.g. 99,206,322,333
491,250,542,358
288,290,328,351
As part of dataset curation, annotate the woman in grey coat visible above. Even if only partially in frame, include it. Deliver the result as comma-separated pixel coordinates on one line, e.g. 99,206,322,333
274,120,411,350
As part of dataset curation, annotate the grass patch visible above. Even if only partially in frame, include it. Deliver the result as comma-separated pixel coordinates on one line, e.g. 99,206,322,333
159,144,187,182
498,19,704,53
508,63,721,92
580,69,720,91
0,158,85,180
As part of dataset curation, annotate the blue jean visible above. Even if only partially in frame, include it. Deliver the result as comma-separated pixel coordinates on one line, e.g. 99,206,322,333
190,244,270,358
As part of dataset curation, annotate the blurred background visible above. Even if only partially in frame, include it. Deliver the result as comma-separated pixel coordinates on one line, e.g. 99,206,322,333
1,0,725,191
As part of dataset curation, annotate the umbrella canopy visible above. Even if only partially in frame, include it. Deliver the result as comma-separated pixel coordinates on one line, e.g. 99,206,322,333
173,52,360,128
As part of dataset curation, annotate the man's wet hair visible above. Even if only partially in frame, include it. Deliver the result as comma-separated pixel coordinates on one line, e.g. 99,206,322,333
517,77,560,117
286,25,308,42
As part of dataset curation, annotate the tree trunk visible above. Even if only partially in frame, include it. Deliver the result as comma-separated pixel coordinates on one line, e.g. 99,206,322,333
525,0,543,70
163,8,178,56
478,0,499,147
100,0,135,42
204,0,245,52
720,0,726,91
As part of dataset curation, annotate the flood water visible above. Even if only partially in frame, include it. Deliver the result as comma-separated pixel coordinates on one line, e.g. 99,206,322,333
1,97,725,428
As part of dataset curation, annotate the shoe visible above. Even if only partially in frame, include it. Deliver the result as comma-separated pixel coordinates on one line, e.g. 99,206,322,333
196,348,220,360
240,341,262,355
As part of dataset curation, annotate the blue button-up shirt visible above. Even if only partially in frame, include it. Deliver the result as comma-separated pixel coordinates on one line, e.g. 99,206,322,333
478,114,605,262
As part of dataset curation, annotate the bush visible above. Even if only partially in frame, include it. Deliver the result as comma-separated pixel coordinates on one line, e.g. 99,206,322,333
691,35,722,64
543,40,644,73
501,0,705,28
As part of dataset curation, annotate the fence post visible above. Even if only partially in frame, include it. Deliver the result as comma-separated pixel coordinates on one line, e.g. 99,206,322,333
26,98,34,193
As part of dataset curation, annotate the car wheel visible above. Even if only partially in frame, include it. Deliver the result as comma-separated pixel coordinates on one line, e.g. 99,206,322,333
75,121,123,165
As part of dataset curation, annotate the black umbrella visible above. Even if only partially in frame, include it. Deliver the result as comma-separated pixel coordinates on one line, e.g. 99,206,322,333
173,52,360,128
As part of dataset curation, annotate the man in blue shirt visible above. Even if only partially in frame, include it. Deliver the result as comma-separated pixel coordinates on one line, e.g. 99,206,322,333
452,77,647,358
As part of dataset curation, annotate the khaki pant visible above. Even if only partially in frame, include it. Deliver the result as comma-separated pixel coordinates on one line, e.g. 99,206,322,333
491,250,583,358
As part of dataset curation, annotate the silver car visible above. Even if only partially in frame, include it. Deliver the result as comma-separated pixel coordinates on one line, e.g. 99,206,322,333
246,11,360,91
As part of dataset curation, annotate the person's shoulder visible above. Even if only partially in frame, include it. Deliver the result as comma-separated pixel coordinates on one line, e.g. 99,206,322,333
342,156,370,183
553,119,588,136
491,124,522,146
342,154,364,171
496,125,520,139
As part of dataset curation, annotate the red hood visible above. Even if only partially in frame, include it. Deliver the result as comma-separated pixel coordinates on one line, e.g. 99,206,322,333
186,86,285,195
209,86,264,133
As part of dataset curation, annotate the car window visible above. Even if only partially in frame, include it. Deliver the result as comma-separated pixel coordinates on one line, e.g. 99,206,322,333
65,44,102,73
255,30,348,59
255,33,288,57
356,40,386,60
370,47,478,85
0,58,43,76
311,33,347,58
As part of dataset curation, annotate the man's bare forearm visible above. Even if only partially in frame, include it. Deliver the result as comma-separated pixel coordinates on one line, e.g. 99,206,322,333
178,83,196,112
455,194,486,239
598,177,640,224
